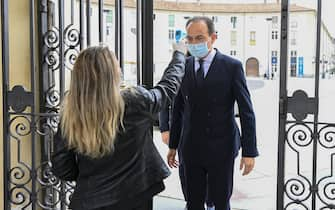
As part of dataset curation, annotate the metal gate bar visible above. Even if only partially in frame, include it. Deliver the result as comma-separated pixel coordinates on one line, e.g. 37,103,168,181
312,1,322,209
86,0,91,46
2,0,10,208
29,0,37,209
3,0,155,209
277,0,289,207
141,0,153,88
99,0,104,42
115,0,124,71
80,0,85,50
277,0,335,209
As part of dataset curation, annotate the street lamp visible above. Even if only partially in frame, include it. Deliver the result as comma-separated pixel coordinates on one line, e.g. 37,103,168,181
312,55,328,79
266,17,273,80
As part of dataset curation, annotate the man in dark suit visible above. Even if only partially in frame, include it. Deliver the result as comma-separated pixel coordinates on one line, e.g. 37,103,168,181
167,16,259,210
159,103,214,210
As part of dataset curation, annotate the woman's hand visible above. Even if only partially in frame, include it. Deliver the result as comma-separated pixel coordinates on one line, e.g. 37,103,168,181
172,41,187,55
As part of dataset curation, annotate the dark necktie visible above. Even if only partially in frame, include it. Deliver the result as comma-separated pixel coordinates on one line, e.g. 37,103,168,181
196,59,205,86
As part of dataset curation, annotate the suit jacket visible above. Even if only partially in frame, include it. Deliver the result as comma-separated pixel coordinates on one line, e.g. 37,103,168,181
169,50,258,164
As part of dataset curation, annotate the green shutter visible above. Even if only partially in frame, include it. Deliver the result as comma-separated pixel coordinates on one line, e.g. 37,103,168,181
168,15,175,27
106,10,113,23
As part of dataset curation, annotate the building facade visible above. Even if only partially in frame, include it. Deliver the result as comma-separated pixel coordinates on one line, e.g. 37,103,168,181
81,0,335,83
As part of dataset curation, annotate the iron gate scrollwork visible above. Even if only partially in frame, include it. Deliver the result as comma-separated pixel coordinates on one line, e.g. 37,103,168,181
2,0,334,209
3,0,150,209
277,1,335,210
40,0,80,209
2,0,91,209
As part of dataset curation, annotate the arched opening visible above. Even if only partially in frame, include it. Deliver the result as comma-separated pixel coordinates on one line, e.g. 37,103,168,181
246,57,259,77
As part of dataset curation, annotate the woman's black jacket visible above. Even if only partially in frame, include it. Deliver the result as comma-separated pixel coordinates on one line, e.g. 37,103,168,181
51,51,185,209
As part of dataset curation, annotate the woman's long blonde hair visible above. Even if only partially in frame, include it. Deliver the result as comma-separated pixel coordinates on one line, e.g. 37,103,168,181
60,46,125,158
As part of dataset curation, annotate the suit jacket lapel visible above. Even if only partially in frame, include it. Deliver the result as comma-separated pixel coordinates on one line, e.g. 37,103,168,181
184,57,196,110
188,57,197,90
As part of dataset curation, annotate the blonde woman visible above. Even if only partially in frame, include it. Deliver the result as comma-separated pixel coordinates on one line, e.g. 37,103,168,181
51,44,186,210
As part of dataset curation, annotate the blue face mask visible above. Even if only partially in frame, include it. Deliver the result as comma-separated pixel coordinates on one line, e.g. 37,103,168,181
187,42,209,58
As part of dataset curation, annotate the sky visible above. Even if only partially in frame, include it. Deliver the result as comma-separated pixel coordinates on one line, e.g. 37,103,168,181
166,0,335,37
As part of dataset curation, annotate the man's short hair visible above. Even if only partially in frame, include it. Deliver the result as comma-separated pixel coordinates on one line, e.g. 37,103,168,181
185,16,215,35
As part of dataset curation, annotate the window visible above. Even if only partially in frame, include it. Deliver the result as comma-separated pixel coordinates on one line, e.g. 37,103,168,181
271,50,278,77
250,31,256,46
131,27,136,35
231,16,237,28
291,31,297,45
230,50,237,56
168,14,175,27
104,9,113,38
290,50,297,77
212,16,218,23
291,20,298,28
231,31,237,46
272,16,278,28
272,51,278,57
105,9,113,24
291,51,297,57
249,16,256,24
168,29,175,40
272,31,278,40
106,26,111,35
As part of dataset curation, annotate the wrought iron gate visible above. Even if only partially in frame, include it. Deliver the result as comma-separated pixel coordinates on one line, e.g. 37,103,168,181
2,0,153,209
2,0,86,208
3,0,333,209
277,1,335,209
